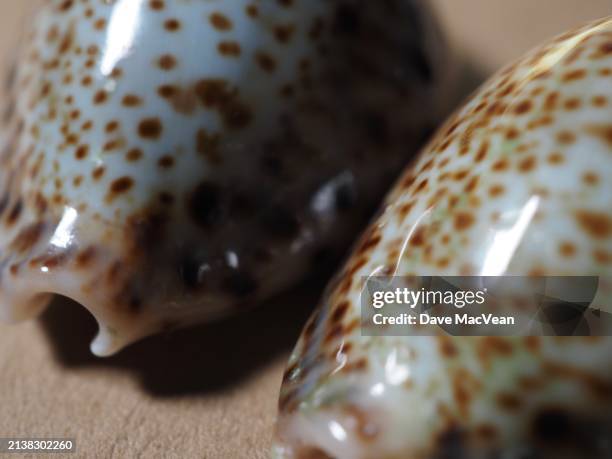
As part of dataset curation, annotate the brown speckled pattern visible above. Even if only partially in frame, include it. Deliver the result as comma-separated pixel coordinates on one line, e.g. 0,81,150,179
274,17,612,459
0,0,453,355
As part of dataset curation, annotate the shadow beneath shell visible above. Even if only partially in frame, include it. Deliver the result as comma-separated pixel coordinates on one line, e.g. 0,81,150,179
38,272,328,398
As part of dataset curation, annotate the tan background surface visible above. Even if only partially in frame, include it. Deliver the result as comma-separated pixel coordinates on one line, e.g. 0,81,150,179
0,1,610,458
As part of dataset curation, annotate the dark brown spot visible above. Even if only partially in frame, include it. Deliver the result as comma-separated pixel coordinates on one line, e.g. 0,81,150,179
122,94,142,107
480,337,513,359
30,253,68,270
452,371,473,417
9,222,45,253
58,0,74,12
75,246,96,268
524,336,541,352
561,69,586,82
496,392,522,411
513,99,532,115
585,123,612,146
410,227,426,247
575,210,611,239
591,95,607,107
505,127,520,140
331,301,350,323
547,152,565,165
149,0,164,11
475,141,488,162
491,158,509,172
595,41,612,57
164,19,181,32
246,4,258,17
598,67,611,77
559,241,576,257
109,177,134,196
438,336,458,358
210,12,232,31
464,176,479,193
274,24,295,43
582,171,599,186
518,156,536,172
255,52,277,73
544,91,559,111
158,54,177,70
92,165,105,180
105,120,119,133
73,176,83,187
94,18,106,30
138,118,163,139
75,144,88,160
324,324,344,344
157,155,175,169
415,178,428,193
450,170,467,183
2,198,22,225
194,79,230,105
556,130,576,144
93,90,107,104
159,192,175,205
126,148,143,162
157,85,176,99
448,195,460,209
564,97,581,110
593,249,611,264
357,230,382,254
218,41,241,56
475,423,498,440
193,79,253,129
489,184,505,197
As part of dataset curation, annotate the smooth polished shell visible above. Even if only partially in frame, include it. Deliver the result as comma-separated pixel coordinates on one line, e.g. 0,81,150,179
274,17,612,459
0,0,452,355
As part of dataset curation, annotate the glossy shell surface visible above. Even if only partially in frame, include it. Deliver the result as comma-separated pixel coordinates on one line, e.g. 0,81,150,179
0,0,451,355
274,17,612,459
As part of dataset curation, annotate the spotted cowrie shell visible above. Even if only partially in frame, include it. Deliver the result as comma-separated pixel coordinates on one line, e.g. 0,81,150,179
0,0,451,355
274,17,612,459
